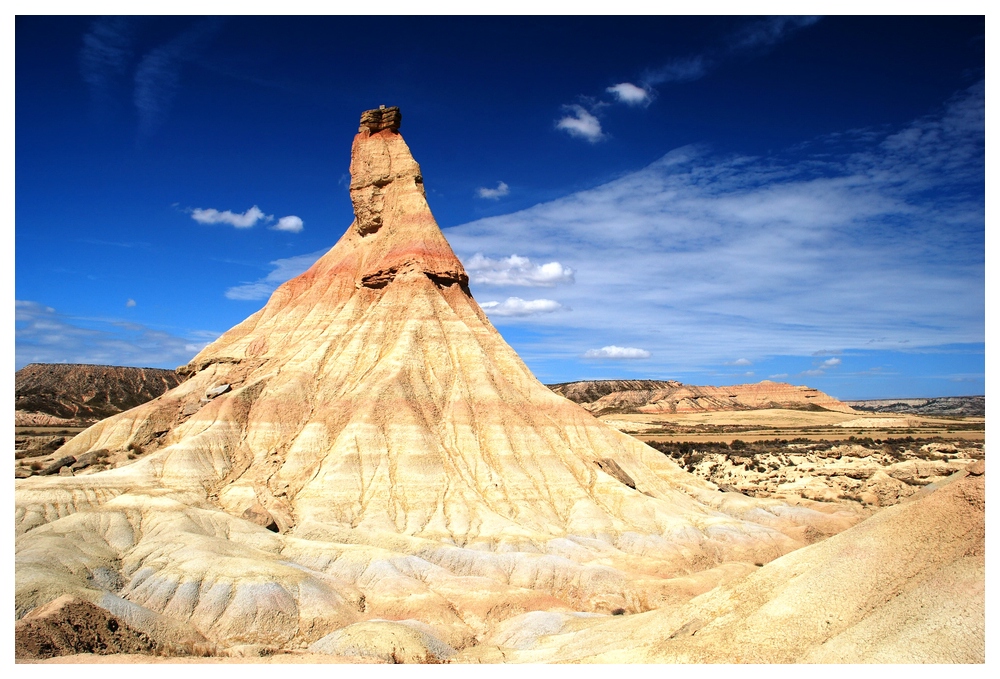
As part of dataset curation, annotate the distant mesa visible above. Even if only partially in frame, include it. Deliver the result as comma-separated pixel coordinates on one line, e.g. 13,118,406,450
548,379,855,416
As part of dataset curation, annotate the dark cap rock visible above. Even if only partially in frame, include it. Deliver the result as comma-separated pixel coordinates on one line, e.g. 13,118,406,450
359,105,401,133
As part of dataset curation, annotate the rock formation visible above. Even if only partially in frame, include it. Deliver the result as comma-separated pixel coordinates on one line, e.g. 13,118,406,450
15,108,875,657
844,395,984,417
15,363,185,426
548,379,855,416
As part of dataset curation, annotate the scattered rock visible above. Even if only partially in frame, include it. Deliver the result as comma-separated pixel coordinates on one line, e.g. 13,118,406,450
69,449,108,471
205,384,231,398
966,460,985,476
37,456,76,476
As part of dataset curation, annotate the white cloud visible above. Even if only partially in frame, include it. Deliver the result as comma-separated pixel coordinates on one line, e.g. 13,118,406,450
446,82,983,373
225,249,327,301
606,82,650,106
480,298,563,317
822,357,842,367
556,105,604,143
466,253,574,287
15,300,216,370
802,369,825,377
125,298,136,307
584,346,651,359
191,205,272,228
477,182,510,200
728,358,752,366
273,215,304,233
769,373,789,379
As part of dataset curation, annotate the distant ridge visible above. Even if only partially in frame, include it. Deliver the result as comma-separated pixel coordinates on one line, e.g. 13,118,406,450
843,396,984,417
547,379,855,416
15,363,185,426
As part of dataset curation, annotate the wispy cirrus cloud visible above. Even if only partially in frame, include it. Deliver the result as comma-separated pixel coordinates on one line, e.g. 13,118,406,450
466,254,574,287
15,300,215,370
450,81,984,376
133,17,225,138
224,249,327,301
79,16,144,112
644,16,821,86
480,298,564,317
558,18,821,144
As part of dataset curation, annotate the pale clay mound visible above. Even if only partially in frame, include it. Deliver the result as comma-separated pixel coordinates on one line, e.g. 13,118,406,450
14,108,974,661
454,462,984,663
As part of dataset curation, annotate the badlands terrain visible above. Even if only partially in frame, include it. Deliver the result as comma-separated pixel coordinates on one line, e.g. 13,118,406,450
16,363,184,427
15,107,985,663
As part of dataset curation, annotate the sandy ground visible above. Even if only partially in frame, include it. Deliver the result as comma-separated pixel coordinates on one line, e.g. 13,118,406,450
598,409,985,444
20,653,379,664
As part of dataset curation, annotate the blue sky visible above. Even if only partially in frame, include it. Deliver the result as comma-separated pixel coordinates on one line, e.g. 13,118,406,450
14,15,985,399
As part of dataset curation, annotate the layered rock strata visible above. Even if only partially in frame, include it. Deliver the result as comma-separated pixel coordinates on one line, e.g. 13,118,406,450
549,379,855,416
16,363,185,426
16,108,862,655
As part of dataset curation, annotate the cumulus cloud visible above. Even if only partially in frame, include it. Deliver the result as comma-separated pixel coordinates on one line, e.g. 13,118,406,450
606,82,651,106
477,182,510,200
273,215,304,233
15,300,215,369
480,298,563,317
584,346,651,359
225,249,327,301
466,254,574,287
556,105,604,143
822,357,842,367
191,205,271,228
728,358,752,366
446,82,983,373
126,298,136,307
